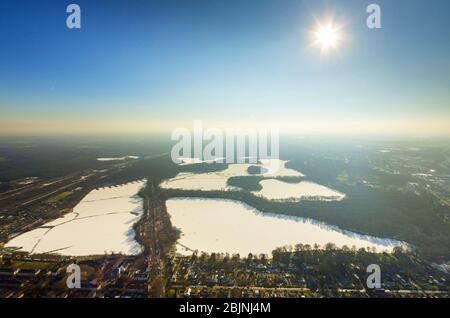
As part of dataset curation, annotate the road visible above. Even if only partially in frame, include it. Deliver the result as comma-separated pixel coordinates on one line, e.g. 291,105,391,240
0,152,170,211
0,161,136,214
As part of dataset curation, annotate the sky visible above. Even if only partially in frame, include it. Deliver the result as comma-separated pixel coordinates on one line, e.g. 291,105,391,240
0,0,449,135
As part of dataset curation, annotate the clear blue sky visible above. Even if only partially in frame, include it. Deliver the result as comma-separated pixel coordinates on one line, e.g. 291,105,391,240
0,0,449,134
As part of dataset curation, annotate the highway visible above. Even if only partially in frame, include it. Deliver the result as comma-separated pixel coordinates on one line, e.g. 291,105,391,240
0,162,131,214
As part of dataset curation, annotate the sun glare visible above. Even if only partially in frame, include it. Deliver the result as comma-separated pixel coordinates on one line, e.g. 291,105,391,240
310,19,344,54
317,26,338,48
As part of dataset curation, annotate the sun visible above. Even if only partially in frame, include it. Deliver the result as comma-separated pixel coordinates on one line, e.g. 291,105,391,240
316,25,338,48
310,19,344,53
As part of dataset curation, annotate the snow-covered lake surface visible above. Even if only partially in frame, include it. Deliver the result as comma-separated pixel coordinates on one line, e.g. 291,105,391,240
5,180,146,256
97,155,139,162
160,159,344,202
160,159,304,191
176,157,225,165
253,179,346,201
166,198,408,256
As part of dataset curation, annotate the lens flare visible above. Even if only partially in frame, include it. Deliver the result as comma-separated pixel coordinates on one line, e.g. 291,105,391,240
310,18,345,54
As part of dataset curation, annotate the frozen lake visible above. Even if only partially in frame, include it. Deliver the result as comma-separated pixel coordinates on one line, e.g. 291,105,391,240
5,180,146,256
160,159,304,191
160,159,345,202
253,179,346,201
97,155,139,161
166,198,407,256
